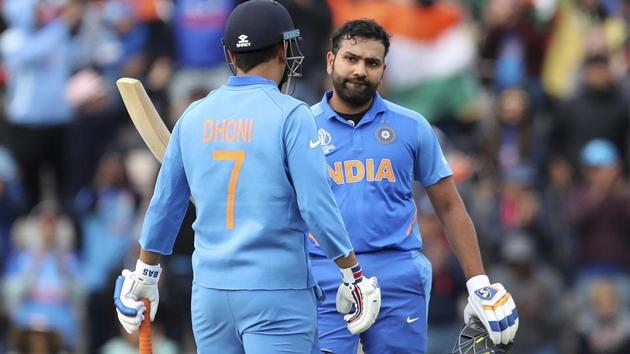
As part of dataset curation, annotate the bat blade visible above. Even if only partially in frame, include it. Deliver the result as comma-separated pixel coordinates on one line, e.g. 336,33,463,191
116,78,171,162
139,298,153,354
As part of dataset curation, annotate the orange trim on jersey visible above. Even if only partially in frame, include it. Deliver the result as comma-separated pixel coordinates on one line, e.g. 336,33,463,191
406,206,418,236
308,233,320,247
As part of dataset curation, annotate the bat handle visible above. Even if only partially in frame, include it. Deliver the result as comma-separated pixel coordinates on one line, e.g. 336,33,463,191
139,298,153,354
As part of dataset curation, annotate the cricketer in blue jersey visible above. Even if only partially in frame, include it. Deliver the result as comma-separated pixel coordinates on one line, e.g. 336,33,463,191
112,2,381,353
308,20,519,354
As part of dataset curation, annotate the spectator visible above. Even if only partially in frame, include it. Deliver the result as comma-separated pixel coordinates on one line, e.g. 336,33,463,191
2,201,83,351
166,0,235,120
0,0,84,210
478,87,548,176
481,164,551,261
564,277,630,354
9,327,66,354
565,139,630,279
551,53,630,180
479,0,555,110
490,231,564,354
66,0,152,198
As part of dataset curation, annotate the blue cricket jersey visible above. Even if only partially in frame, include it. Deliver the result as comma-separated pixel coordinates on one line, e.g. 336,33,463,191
139,76,353,290
309,92,452,256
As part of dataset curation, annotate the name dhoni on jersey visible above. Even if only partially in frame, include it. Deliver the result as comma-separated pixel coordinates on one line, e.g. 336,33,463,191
202,119,254,143
328,159,396,184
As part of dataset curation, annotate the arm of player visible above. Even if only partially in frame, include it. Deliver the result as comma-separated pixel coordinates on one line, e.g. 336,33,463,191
283,104,352,260
114,120,190,333
414,119,517,345
283,104,380,334
138,118,190,254
426,178,519,345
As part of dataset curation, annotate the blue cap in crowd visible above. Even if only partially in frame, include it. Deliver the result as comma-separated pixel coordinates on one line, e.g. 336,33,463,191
580,139,619,167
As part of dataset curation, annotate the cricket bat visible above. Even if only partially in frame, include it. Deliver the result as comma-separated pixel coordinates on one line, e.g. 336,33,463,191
116,78,171,162
116,78,196,206
139,298,152,354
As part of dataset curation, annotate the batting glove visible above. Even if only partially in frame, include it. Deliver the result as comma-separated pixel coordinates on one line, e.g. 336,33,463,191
464,275,519,345
113,259,161,333
336,264,381,335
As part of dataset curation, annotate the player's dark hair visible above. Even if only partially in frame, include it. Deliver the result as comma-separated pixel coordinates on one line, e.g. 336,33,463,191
331,19,391,57
234,44,282,73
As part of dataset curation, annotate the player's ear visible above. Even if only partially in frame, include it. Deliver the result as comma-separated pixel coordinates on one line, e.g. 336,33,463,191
279,43,287,63
379,64,386,84
227,50,238,68
326,51,334,75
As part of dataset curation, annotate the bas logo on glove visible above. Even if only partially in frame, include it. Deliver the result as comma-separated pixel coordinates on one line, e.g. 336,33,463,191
113,260,161,334
336,264,381,335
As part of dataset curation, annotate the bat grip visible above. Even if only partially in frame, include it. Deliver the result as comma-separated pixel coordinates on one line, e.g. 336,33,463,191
139,298,153,354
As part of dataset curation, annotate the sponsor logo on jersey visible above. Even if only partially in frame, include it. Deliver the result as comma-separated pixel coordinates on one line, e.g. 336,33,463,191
406,316,420,324
375,125,396,144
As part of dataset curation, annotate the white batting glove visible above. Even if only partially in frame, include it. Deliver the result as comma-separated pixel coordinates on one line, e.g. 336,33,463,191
336,264,381,335
464,275,519,345
113,259,161,333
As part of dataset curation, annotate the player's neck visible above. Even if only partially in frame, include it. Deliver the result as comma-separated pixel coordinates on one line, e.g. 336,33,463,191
329,91,373,115
238,63,283,85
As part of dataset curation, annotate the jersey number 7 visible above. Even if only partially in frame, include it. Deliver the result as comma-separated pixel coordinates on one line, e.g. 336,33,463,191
213,150,246,230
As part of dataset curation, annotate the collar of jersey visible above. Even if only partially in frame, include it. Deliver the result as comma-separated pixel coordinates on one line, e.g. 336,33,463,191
226,75,277,87
319,91,387,127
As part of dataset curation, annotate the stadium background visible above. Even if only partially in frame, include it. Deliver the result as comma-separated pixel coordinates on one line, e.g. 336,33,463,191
0,0,629,353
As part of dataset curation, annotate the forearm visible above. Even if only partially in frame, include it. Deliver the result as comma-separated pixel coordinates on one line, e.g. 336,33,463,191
427,178,484,280
139,249,162,266
439,206,485,280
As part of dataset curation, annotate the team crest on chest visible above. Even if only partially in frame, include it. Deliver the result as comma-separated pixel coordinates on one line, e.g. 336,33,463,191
318,128,336,154
375,125,396,144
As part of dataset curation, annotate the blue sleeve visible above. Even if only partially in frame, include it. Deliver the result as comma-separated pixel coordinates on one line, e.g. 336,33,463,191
139,120,191,255
414,119,453,187
2,20,71,68
283,104,353,260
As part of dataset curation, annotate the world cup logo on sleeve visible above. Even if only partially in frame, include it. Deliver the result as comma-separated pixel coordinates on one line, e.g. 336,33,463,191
318,128,336,154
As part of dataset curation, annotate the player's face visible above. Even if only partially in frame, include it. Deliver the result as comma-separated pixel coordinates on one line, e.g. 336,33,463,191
327,37,386,108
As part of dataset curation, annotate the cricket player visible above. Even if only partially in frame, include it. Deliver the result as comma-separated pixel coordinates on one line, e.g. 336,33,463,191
308,20,519,353
112,2,381,353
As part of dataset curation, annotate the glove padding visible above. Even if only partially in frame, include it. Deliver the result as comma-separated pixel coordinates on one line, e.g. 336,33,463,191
336,265,381,335
464,275,518,345
113,259,161,333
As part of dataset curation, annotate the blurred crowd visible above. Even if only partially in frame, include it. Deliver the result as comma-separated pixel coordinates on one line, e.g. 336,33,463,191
0,0,629,353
